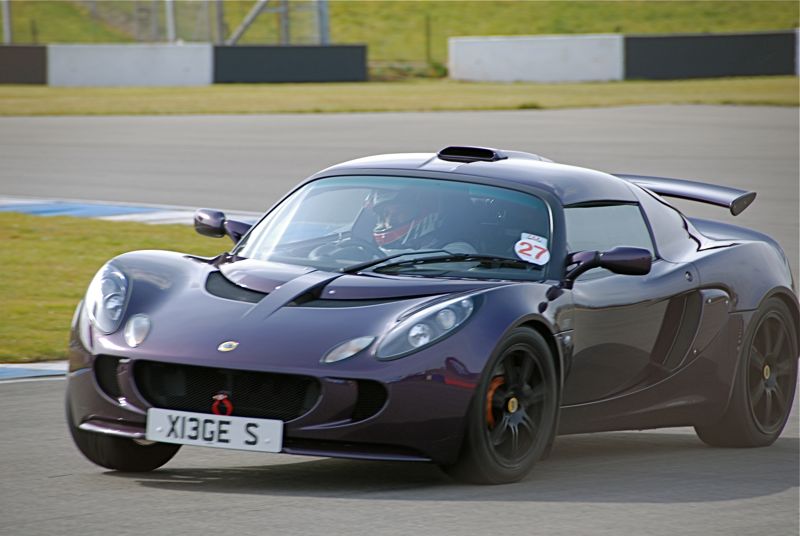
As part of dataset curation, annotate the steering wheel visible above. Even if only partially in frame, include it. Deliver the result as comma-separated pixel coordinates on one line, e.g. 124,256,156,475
309,238,384,262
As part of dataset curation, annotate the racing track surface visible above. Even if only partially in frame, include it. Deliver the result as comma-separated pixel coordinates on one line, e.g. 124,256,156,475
1,106,798,535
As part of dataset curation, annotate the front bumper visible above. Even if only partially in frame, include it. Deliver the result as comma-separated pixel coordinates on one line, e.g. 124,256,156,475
66,328,487,465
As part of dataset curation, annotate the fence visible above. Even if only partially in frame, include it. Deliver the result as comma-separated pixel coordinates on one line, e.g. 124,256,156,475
1,0,326,46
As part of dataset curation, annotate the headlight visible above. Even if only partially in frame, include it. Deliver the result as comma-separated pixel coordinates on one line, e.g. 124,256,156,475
124,314,151,348
376,294,478,360
85,262,129,334
322,336,375,364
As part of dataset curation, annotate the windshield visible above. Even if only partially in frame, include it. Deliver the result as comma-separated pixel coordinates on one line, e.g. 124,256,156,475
237,176,551,280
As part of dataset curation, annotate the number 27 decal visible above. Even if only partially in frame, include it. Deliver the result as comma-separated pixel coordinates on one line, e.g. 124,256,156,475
514,233,550,266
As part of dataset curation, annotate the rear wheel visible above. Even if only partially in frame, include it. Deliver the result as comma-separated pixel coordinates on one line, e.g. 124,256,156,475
66,400,180,472
696,298,798,447
444,327,558,484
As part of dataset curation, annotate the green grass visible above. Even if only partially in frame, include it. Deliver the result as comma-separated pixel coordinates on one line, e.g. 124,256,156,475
8,0,131,44
0,76,796,116
0,213,224,362
326,0,800,64
5,1,797,65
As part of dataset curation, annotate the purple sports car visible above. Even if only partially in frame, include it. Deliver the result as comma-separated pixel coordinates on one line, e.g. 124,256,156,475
66,146,799,484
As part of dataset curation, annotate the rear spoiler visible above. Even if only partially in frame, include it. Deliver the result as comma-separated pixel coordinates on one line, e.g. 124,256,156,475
614,174,756,216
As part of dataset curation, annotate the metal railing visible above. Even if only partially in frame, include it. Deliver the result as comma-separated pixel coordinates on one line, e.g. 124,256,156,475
0,0,329,46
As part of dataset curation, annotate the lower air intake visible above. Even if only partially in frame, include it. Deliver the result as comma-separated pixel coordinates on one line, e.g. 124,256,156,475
94,355,122,400
352,380,388,421
134,361,320,422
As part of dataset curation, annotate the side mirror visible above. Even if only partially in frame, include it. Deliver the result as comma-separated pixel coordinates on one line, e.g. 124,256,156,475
564,246,652,287
193,209,252,244
194,208,226,238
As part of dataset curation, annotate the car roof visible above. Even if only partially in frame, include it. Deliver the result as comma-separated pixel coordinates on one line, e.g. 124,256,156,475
312,148,639,206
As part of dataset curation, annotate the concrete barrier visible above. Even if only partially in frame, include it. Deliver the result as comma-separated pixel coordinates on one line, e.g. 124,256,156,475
794,28,799,76
449,35,624,83
0,45,47,84
449,31,798,82
214,45,367,83
48,44,213,87
624,31,797,79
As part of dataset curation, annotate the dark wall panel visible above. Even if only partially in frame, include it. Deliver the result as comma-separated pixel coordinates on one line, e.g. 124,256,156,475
625,32,796,80
214,45,367,83
0,46,47,84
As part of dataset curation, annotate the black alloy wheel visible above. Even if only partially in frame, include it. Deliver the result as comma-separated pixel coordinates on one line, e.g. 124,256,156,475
696,297,798,448
485,344,549,465
444,327,558,484
747,309,796,434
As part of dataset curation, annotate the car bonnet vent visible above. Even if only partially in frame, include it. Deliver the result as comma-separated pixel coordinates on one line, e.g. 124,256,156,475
437,146,507,163
205,271,266,303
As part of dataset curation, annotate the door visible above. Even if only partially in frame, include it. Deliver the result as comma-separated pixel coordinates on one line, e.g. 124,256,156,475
560,203,700,405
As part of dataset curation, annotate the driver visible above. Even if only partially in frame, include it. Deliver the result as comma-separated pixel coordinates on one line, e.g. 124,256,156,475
369,188,476,254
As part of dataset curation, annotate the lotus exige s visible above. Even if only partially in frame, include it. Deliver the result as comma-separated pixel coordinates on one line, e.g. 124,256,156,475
66,146,799,484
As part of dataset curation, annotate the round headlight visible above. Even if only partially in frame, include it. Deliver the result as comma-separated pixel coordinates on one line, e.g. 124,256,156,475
85,263,129,334
408,323,433,348
124,314,151,348
435,308,457,330
459,298,474,317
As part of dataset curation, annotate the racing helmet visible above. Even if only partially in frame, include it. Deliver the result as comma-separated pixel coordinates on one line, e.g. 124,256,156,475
370,189,441,249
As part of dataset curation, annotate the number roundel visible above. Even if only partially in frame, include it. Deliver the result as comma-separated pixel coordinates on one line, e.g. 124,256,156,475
514,233,550,265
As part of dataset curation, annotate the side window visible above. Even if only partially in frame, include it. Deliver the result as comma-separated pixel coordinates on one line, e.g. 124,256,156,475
564,204,655,255
632,186,697,261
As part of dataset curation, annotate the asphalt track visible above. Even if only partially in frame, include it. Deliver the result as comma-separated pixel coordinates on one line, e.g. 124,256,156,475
0,106,798,535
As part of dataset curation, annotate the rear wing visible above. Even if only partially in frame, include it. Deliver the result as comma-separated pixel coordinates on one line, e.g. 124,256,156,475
614,174,756,216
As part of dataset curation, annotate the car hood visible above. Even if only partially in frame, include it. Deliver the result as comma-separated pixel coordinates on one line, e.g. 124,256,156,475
97,250,519,372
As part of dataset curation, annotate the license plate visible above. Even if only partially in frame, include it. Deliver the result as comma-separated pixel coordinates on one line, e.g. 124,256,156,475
146,408,283,453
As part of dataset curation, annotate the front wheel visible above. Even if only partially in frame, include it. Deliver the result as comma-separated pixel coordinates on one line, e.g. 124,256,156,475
66,400,180,472
444,327,559,484
696,297,798,447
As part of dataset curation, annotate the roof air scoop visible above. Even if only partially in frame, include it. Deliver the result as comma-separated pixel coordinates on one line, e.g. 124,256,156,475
437,146,507,163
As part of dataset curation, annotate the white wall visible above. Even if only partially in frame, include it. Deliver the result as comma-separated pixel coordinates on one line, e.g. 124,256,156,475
449,35,624,83
48,44,213,87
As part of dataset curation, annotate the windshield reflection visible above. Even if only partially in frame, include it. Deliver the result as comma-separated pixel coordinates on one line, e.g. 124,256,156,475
237,176,551,280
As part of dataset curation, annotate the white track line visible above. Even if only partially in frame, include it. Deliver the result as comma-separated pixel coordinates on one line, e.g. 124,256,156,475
0,376,66,385
0,195,260,225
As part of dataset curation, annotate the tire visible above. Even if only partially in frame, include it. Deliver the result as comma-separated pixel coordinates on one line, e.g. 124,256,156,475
444,327,559,484
696,297,798,448
66,399,180,472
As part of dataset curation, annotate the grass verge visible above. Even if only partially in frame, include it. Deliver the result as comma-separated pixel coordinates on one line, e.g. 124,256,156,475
0,213,224,363
8,1,798,65
0,77,797,116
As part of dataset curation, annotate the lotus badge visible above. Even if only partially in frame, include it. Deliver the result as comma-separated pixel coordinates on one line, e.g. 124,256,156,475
217,341,239,352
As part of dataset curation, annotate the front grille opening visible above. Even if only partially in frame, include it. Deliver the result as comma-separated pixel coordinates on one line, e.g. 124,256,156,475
205,271,267,303
134,361,320,422
352,380,388,422
94,355,122,399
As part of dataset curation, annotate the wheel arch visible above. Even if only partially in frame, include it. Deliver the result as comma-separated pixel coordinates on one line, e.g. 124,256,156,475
762,287,800,358
516,318,565,459
517,319,564,390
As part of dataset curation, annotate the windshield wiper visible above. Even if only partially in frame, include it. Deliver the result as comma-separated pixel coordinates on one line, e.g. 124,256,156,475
339,250,451,274
375,253,541,272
